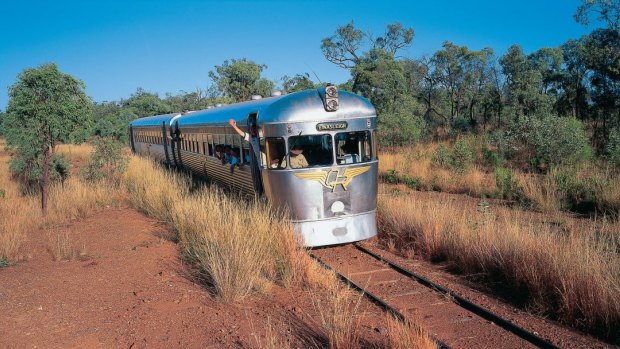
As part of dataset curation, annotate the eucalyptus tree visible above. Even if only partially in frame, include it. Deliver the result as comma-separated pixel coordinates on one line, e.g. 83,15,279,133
321,21,413,70
575,0,620,33
208,59,275,102
500,45,554,116
4,63,92,214
281,73,317,93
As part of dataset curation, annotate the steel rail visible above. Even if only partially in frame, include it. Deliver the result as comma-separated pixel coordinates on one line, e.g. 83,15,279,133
309,252,451,349
353,243,560,349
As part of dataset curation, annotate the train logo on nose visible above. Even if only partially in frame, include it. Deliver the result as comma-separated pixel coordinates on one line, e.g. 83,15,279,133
295,166,370,191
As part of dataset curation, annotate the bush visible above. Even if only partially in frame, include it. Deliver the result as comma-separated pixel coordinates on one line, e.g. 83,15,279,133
402,175,422,190
505,114,592,170
383,169,400,184
432,139,475,172
451,138,475,172
432,144,451,168
494,167,520,201
607,128,620,168
82,137,128,184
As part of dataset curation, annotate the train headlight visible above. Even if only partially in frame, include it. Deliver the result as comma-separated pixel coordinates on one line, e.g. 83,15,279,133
331,201,345,213
323,85,339,112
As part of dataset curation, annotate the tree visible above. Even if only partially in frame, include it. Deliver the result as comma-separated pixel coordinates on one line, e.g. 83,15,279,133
321,21,413,70
4,63,92,214
575,0,620,33
208,59,275,102
122,88,171,117
500,45,554,116
281,73,317,93
0,111,5,136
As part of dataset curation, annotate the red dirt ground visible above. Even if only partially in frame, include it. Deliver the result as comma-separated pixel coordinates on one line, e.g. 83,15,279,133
1,209,392,348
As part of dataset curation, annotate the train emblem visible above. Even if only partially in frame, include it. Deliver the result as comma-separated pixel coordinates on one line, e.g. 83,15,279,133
294,166,370,192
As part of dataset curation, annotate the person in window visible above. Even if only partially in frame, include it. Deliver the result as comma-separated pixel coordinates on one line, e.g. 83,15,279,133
290,145,308,168
230,148,241,174
215,145,224,161
222,145,232,165
229,119,252,142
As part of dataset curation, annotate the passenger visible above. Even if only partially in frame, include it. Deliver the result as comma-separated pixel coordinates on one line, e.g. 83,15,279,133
222,145,232,165
230,149,241,174
214,145,224,160
289,145,308,168
229,119,251,142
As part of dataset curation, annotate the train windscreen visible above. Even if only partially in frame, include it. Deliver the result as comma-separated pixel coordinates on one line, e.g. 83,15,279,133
288,134,333,168
335,131,372,164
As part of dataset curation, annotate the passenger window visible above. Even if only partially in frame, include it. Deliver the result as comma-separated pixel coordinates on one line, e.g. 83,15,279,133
266,137,286,169
207,134,214,156
335,131,372,164
287,134,333,168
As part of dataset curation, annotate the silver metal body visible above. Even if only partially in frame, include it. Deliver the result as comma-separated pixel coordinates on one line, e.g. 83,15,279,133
129,89,378,247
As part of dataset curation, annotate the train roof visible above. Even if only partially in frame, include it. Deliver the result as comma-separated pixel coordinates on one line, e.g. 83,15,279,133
129,89,375,128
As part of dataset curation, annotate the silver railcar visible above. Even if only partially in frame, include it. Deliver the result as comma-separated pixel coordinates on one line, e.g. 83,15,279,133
129,87,378,247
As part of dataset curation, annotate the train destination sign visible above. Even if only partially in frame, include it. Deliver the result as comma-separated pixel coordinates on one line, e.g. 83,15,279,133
316,121,348,131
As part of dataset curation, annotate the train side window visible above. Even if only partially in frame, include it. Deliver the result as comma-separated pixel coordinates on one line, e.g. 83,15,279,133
207,134,214,156
335,131,372,164
266,137,286,169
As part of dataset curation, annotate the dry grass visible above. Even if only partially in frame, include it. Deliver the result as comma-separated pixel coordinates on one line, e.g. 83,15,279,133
378,193,620,337
379,145,496,197
56,142,94,164
384,316,438,349
313,283,363,349
0,139,119,263
124,156,317,302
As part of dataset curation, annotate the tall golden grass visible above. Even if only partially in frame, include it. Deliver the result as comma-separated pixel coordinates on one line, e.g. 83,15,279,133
384,316,437,349
124,156,315,302
380,145,620,217
378,193,620,337
0,139,119,262
379,144,496,197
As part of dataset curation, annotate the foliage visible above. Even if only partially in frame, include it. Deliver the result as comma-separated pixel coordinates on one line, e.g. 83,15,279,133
607,128,620,167
281,73,317,93
208,59,275,102
121,88,171,118
494,167,521,200
3,63,92,211
505,114,593,170
93,108,137,142
432,139,475,172
82,137,128,184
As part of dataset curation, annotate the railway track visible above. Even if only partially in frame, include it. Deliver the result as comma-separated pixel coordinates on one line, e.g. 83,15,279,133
310,243,560,349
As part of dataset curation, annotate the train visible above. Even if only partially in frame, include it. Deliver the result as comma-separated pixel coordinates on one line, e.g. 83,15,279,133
128,85,378,247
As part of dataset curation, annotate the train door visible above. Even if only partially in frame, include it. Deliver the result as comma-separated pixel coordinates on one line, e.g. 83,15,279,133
247,112,264,196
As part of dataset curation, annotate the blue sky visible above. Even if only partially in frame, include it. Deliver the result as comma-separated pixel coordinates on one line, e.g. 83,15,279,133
0,0,599,109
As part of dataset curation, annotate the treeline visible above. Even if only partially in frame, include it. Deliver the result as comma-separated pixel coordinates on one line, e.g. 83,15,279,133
1,1,619,173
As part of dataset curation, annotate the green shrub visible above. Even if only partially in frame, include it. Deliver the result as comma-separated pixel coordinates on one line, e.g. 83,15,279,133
0,188,5,199
494,167,520,201
0,259,7,268
82,137,128,184
402,175,422,190
450,116,474,135
383,169,400,184
432,144,451,168
506,114,593,170
451,138,475,172
607,129,620,168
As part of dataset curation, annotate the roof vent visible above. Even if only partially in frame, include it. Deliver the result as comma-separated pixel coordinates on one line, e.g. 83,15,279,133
207,105,214,109
271,90,282,97
215,103,223,107
251,95,263,100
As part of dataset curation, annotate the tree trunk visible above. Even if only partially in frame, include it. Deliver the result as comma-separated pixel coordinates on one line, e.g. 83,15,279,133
41,145,50,216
